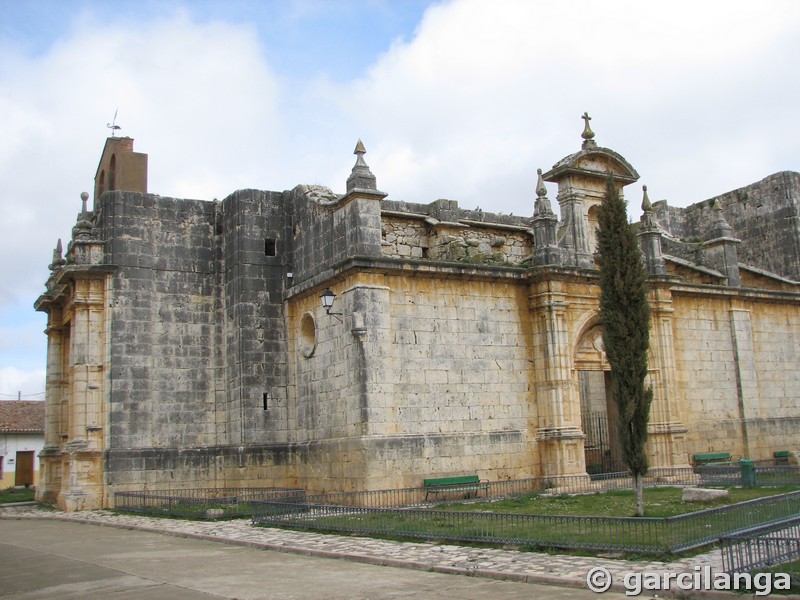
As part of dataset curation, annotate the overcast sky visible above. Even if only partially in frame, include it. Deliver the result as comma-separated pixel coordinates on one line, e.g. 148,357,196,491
1,0,799,399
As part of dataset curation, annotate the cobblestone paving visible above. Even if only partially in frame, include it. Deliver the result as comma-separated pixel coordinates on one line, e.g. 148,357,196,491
0,503,727,593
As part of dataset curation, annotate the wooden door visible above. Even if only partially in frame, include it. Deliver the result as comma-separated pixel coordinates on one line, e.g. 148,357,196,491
14,451,34,487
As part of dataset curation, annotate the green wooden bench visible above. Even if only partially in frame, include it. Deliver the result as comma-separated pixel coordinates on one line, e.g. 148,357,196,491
774,450,790,464
423,475,487,501
693,452,732,466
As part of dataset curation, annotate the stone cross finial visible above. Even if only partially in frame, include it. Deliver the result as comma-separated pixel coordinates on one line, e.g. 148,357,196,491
581,112,596,148
581,112,595,139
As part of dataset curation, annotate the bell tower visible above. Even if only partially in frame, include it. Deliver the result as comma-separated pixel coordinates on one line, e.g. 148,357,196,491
93,136,148,205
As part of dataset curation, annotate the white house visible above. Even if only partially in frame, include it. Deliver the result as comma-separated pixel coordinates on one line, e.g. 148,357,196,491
0,401,45,488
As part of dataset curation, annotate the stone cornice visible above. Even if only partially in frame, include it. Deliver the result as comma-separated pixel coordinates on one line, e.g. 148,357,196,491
284,255,530,302
669,282,800,303
34,264,116,312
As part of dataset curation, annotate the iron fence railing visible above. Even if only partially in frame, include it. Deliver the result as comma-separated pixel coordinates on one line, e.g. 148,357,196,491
252,490,800,555
114,487,306,519
697,463,800,487
720,517,800,588
115,464,800,552
297,469,703,509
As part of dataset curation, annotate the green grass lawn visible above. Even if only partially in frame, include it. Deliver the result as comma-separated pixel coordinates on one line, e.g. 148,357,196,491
435,486,800,518
0,487,35,504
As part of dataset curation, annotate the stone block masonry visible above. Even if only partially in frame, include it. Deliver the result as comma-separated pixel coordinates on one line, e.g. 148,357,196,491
100,192,220,449
653,172,800,281
35,128,800,509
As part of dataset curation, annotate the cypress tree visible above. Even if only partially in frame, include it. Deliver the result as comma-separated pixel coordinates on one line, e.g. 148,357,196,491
596,176,653,516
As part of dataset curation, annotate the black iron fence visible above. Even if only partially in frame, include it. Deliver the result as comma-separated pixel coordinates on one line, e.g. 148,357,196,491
251,490,800,555
697,463,800,487
114,487,306,519
113,464,799,521
297,469,703,509
720,517,800,588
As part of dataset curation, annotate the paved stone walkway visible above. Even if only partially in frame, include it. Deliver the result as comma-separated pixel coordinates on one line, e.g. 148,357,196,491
0,504,792,598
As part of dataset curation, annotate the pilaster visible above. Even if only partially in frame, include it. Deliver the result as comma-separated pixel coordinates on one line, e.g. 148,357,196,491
729,306,758,458
529,278,586,477
644,283,690,468
557,190,594,268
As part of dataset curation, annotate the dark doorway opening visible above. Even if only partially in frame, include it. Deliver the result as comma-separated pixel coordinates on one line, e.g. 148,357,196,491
579,371,624,474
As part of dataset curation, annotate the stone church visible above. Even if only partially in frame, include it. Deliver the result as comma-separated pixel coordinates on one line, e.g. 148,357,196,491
35,117,800,510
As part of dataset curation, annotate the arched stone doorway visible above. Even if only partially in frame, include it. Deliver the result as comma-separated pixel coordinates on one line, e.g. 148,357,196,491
575,323,624,474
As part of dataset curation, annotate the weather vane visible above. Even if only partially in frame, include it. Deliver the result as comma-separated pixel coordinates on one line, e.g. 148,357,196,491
106,109,121,136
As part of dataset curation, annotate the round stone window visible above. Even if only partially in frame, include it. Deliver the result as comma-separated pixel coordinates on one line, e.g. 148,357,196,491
299,312,317,358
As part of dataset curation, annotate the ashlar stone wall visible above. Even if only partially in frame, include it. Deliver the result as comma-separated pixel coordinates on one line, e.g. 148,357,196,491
671,289,800,460
654,171,800,281
220,189,292,446
284,264,540,492
384,275,532,438
99,192,220,450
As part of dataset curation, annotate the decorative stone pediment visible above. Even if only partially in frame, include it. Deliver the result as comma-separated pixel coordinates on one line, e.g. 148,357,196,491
543,146,639,186
538,114,642,268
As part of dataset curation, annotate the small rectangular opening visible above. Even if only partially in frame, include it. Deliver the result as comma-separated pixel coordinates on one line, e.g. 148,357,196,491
265,239,277,256
263,392,269,411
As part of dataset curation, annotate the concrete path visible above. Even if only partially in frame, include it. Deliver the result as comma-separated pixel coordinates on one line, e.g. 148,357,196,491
0,505,793,598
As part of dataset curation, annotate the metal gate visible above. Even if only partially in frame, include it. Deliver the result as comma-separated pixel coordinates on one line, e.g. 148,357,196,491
581,411,624,474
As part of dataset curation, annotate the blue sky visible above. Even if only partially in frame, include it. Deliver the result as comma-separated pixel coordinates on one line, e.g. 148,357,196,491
1,1,430,78
1,0,799,399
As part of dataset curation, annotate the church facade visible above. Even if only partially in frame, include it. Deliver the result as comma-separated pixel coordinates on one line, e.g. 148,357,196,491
35,118,800,510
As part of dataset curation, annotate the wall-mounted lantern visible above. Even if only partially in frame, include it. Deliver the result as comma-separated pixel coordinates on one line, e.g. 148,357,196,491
320,288,343,322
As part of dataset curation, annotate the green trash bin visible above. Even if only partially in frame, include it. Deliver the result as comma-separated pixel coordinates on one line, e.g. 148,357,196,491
739,458,756,487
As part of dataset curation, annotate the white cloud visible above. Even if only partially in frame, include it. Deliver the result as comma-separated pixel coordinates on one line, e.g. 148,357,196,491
0,11,283,308
0,367,46,400
329,0,800,214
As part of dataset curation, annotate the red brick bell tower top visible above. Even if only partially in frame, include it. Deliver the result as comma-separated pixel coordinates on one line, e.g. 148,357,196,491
93,136,148,204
